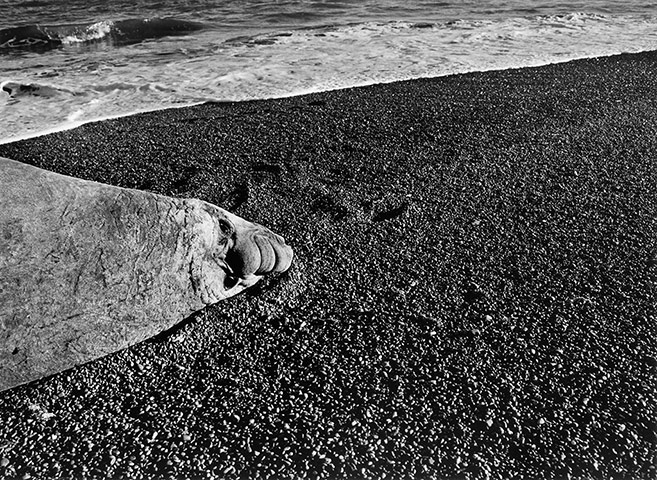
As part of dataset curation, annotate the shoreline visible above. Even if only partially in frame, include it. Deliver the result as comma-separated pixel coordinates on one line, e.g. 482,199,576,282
0,50,655,479
3,48,656,147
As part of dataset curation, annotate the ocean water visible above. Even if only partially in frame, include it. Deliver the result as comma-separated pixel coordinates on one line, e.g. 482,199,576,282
1,0,656,143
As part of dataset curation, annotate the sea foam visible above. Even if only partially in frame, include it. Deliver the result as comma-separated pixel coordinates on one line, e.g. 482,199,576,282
1,12,657,143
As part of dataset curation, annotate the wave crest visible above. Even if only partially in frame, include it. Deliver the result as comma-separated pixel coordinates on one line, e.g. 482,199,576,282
0,17,204,51
60,21,114,44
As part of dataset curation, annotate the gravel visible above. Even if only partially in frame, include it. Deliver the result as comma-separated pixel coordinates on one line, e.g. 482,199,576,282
0,51,656,479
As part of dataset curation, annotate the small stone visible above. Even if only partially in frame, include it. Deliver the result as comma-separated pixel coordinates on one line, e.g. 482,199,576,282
0,458,9,467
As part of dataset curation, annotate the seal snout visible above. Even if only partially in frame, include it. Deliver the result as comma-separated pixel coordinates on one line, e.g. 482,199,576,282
252,232,293,275
227,227,293,279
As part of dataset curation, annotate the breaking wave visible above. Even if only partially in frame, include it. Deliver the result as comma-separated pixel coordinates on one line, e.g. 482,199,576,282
2,9,657,144
0,18,204,51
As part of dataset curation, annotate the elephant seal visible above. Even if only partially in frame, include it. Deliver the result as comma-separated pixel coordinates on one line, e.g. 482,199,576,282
0,157,293,392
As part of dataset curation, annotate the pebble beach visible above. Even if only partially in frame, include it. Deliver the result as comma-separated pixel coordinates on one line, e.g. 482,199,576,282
0,50,655,479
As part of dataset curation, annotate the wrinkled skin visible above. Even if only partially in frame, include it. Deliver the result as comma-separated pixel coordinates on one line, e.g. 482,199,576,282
0,157,293,391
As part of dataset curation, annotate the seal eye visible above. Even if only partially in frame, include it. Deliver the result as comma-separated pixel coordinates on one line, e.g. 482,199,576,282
218,219,234,237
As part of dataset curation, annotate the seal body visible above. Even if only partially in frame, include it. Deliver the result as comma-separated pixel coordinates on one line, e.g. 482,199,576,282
0,157,292,391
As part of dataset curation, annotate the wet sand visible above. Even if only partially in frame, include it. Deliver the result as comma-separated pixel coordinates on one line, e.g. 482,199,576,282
0,51,655,479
